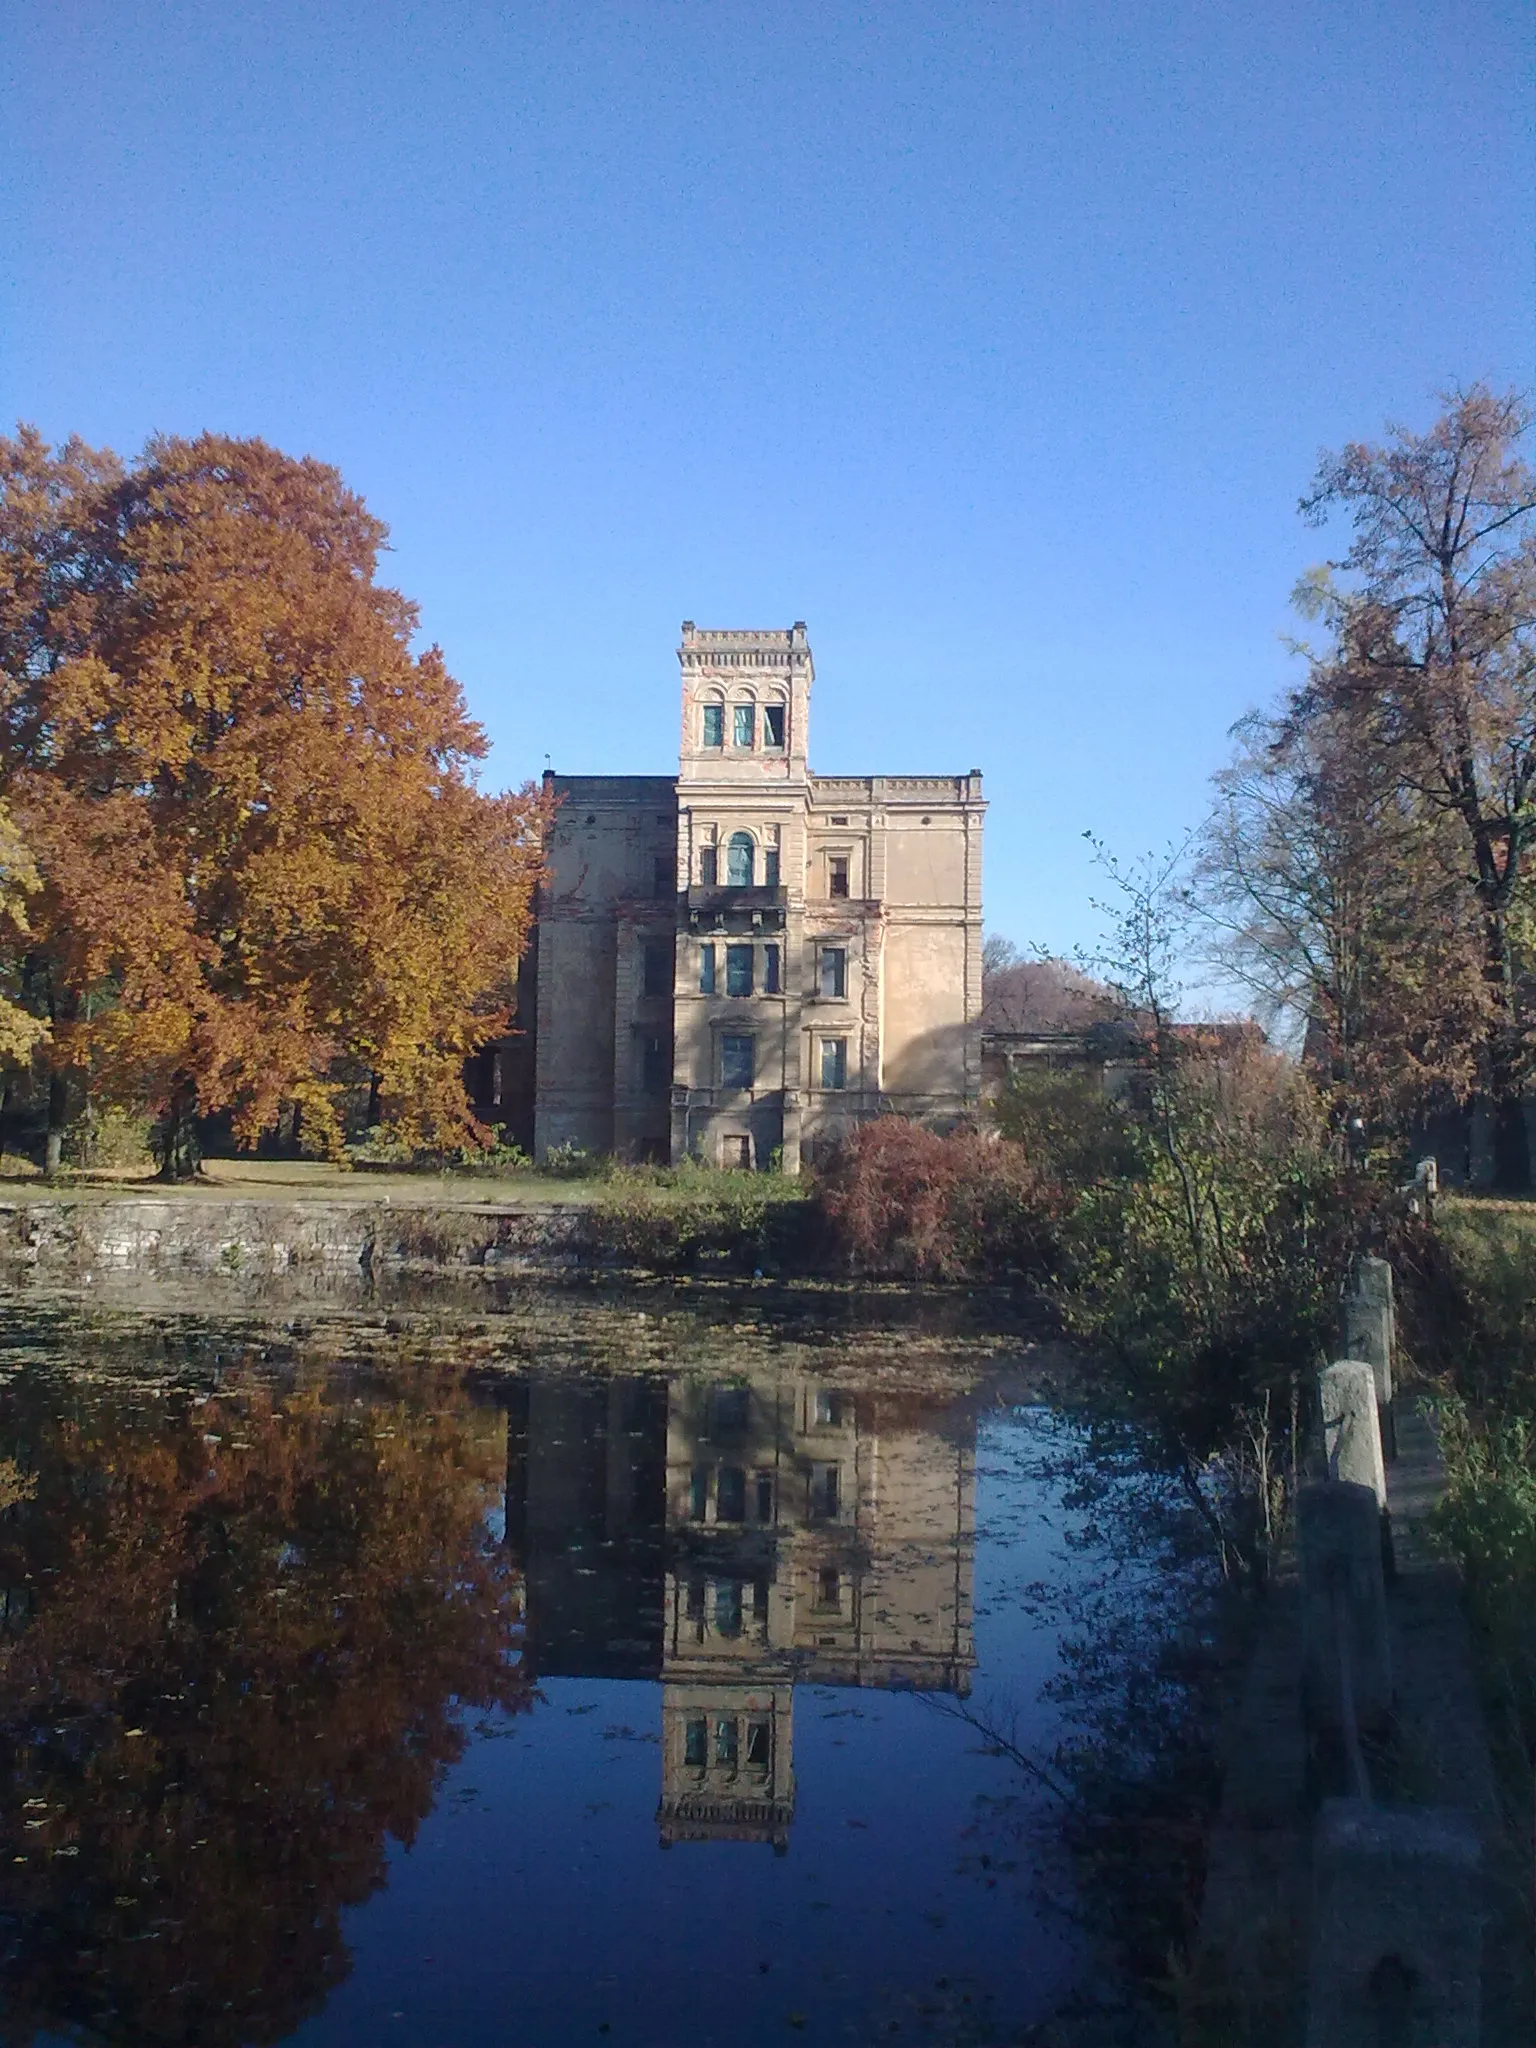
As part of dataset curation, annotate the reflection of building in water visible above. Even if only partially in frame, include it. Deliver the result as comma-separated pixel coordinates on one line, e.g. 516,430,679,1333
502,1368,975,1852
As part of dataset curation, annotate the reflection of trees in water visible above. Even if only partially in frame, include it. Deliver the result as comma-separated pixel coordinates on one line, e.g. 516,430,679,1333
0,1371,530,2047
937,1413,1228,2044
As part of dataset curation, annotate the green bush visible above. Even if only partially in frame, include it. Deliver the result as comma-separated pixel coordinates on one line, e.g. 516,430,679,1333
62,1106,155,1172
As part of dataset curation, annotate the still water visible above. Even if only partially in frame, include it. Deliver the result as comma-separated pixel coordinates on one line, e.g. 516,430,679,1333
0,1295,1198,2047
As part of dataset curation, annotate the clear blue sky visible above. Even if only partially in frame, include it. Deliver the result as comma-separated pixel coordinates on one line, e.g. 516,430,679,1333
3,1,1531,962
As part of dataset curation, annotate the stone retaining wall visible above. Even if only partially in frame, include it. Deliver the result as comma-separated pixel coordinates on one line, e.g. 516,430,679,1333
0,1197,617,1282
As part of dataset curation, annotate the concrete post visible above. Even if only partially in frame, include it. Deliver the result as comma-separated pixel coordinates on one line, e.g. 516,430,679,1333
1306,1798,1482,2048
1344,1256,1394,1412
1298,1480,1391,1737
1317,1361,1387,1507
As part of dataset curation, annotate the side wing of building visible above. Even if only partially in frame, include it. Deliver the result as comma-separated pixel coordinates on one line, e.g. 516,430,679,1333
532,775,679,1162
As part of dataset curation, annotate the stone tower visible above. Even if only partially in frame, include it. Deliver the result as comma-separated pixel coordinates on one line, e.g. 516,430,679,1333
530,622,984,1171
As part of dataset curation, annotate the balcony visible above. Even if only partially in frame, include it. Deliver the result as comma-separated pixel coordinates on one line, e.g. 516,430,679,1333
686,884,788,934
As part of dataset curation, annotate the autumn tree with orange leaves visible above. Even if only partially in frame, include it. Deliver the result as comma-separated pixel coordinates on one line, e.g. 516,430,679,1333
0,427,547,1175
0,1365,528,2045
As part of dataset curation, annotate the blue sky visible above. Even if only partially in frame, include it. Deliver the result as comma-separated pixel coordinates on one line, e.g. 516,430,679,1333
2,1,1531,963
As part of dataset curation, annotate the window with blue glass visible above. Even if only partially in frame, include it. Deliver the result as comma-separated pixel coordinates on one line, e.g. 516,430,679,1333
726,832,754,887
763,847,780,886
702,702,724,748
685,1716,709,1765
763,944,780,994
763,704,785,748
733,703,754,748
698,941,716,994
726,944,753,997
820,1037,848,1090
721,1034,754,1090
820,947,847,998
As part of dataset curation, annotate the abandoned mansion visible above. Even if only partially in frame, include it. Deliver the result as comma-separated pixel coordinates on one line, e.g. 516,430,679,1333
512,623,985,1172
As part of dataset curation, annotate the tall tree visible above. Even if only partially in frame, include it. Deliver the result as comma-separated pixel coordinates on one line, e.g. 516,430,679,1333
1294,385,1536,1183
0,428,547,1175
1201,700,1485,1132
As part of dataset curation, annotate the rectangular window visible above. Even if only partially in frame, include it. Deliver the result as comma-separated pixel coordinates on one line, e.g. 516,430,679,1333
820,1038,848,1090
763,848,780,886
763,944,781,995
814,1390,844,1427
828,853,850,899
763,704,785,749
722,1133,752,1168
811,1462,841,1520
702,703,724,748
746,1719,771,1767
641,1034,669,1095
699,845,718,886
685,1716,709,1766
819,947,847,999
699,942,716,995
816,1567,841,1610
715,1580,744,1637
686,1575,706,1623
725,943,753,998
717,1466,746,1523
755,1471,774,1522
690,1466,709,1521
653,854,673,897
714,1384,751,1433
643,937,672,998
733,703,754,748
715,1717,739,1766
721,1034,754,1090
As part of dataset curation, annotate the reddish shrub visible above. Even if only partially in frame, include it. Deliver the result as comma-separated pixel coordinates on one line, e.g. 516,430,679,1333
816,1118,1059,1280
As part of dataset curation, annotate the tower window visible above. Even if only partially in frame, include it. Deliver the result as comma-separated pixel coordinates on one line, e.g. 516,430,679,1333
733,703,755,748
714,1384,751,1431
726,944,753,997
721,1034,754,1090
702,703,724,748
641,1034,669,1094
820,1038,848,1090
699,942,716,995
811,1462,841,1520
763,704,785,748
715,1717,739,1766
715,1580,744,1637
828,854,850,899
685,1716,709,1766
820,947,847,999
763,944,781,995
643,936,672,998
726,832,754,887
746,1719,771,1767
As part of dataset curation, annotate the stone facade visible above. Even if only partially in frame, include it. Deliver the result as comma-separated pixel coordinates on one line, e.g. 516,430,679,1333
530,623,985,1169
503,1364,976,1852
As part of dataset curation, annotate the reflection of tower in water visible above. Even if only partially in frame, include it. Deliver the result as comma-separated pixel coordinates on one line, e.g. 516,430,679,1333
502,1368,976,1851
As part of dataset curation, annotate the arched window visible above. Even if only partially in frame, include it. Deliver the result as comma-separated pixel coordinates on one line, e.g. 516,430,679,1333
726,832,755,887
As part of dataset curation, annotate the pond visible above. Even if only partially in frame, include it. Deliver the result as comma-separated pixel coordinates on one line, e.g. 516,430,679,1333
0,1291,1212,2047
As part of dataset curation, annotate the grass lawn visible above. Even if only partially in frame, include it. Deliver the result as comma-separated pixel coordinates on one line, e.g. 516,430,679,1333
0,1155,603,1206
0,1154,809,1213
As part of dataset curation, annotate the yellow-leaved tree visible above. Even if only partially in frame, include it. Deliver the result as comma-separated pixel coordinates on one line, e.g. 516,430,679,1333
0,426,547,1175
